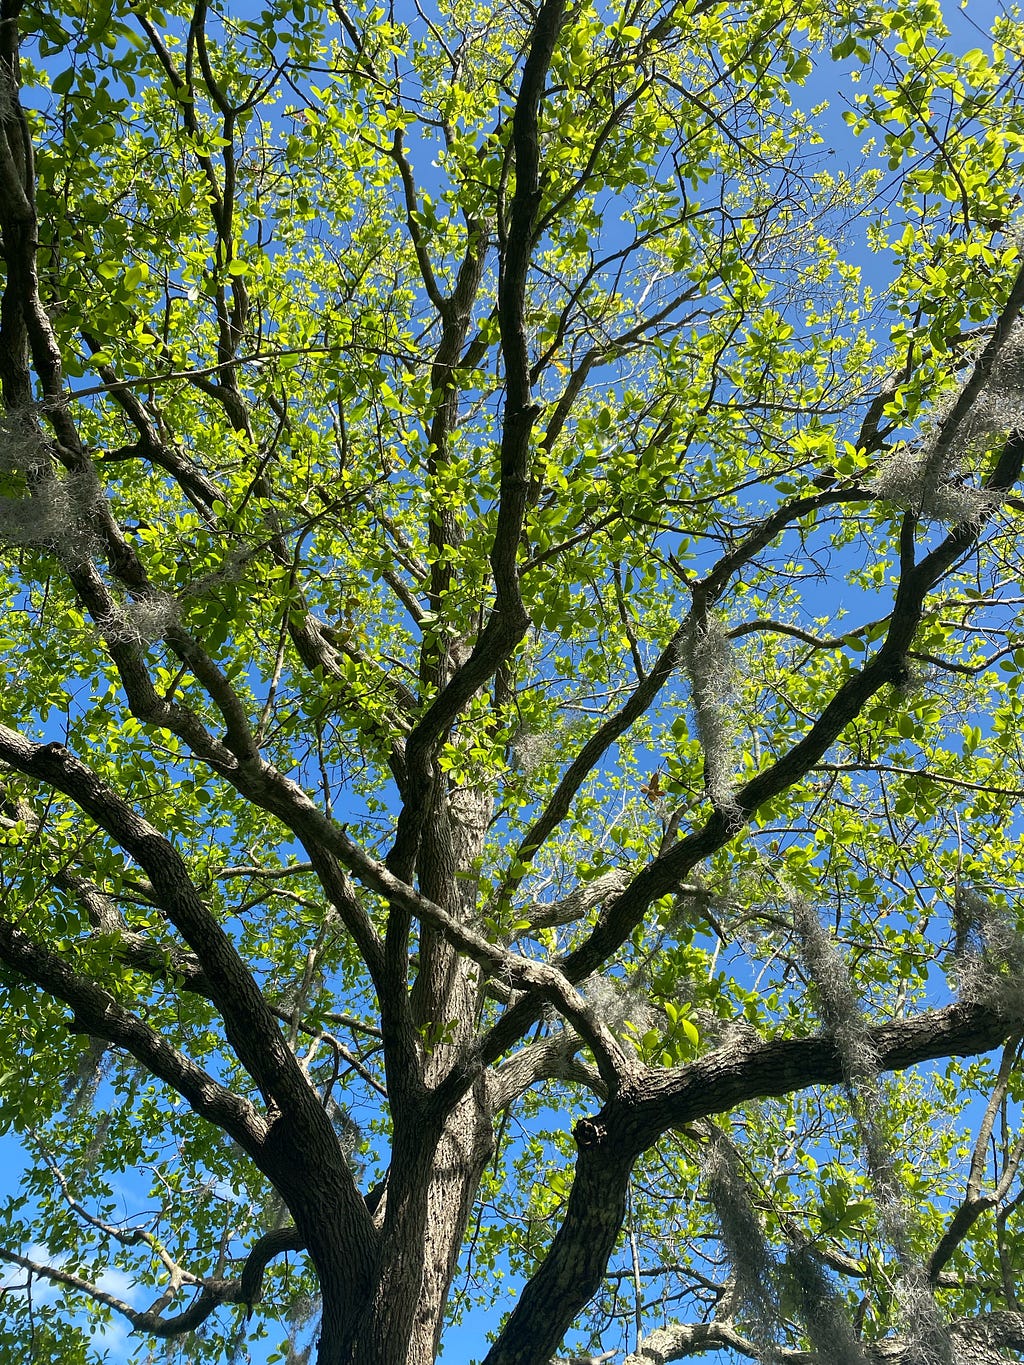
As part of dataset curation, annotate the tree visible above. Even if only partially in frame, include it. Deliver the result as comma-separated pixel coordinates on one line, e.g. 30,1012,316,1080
0,0,1023,1360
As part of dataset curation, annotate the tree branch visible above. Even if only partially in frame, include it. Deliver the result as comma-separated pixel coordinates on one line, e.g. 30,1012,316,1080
0,910,267,1156
483,1000,1018,1365
621,1310,1024,1363
0,1224,304,1338
0,724,381,1302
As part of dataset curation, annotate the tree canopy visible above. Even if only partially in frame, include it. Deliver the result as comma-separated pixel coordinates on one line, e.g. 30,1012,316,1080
1,0,1024,1361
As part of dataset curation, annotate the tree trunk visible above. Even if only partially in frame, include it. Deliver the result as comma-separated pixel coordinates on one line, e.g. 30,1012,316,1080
316,784,495,1364
408,1086,494,1362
